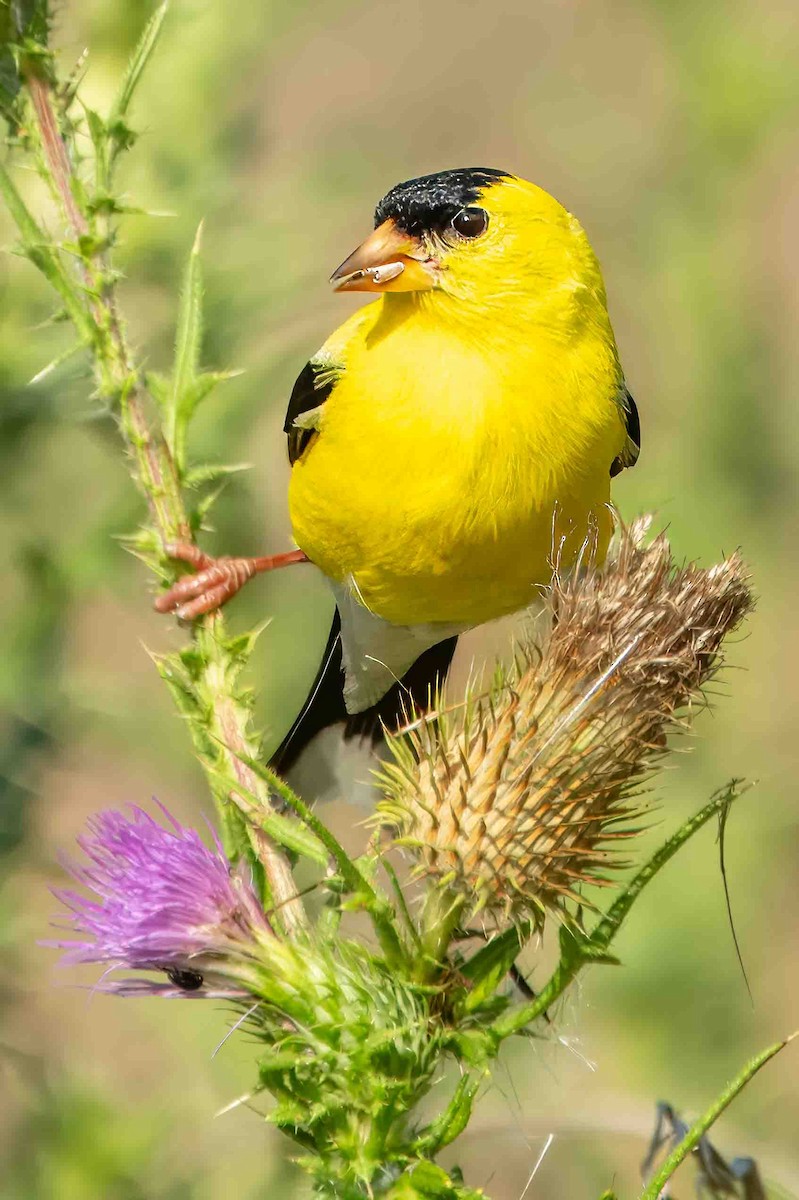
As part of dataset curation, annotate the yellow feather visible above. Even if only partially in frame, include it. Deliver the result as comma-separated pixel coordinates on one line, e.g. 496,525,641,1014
289,177,627,627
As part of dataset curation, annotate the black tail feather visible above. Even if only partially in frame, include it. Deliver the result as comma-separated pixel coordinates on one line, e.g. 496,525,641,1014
270,610,458,775
270,612,347,774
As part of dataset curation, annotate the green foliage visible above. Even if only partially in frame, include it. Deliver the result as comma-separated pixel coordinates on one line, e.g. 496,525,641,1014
229,746,409,968
155,222,240,476
411,1077,482,1158
385,1162,483,1200
107,2,167,132
0,159,92,338
253,939,444,1195
456,923,527,1016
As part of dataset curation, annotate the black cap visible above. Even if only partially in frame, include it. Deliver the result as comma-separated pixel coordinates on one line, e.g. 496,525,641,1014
374,168,511,237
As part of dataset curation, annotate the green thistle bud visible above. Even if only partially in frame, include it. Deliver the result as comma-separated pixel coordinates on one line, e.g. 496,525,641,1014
378,521,754,922
253,939,443,1192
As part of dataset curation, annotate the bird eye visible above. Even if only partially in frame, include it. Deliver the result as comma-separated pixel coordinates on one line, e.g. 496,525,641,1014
451,207,489,239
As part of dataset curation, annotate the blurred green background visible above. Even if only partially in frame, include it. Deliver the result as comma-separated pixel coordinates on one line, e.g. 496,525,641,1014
1,0,798,1195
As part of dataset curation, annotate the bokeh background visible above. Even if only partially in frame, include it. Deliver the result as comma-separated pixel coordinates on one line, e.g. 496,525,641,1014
1,0,798,1195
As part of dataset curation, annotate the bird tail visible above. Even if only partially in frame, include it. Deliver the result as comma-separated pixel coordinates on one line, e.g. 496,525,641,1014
270,610,458,775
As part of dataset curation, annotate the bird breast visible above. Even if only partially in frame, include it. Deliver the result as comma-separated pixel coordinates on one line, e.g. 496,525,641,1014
288,320,622,627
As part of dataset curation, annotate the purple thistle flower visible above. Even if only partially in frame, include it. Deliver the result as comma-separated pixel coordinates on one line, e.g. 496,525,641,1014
45,802,273,997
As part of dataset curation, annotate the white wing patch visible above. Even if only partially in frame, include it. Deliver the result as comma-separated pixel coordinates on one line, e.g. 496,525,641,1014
291,404,326,432
331,582,466,714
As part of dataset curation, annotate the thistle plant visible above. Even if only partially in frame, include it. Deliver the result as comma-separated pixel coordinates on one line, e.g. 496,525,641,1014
2,4,794,1197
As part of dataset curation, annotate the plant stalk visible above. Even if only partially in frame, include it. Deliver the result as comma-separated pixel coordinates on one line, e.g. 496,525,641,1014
20,62,305,934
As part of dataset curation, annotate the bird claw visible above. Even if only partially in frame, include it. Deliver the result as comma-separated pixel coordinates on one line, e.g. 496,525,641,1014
154,541,308,621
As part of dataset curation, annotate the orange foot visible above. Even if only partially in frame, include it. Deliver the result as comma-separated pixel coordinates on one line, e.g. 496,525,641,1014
154,541,309,620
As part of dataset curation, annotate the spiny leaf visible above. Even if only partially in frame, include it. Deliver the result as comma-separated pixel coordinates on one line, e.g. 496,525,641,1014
388,1161,483,1199
590,780,751,955
108,0,168,127
413,1075,481,1155
152,652,204,721
184,460,251,488
82,105,110,191
459,923,531,1013
203,765,328,866
28,338,83,384
167,221,203,470
145,368,170,409
191,477,229,526
0,158,92,340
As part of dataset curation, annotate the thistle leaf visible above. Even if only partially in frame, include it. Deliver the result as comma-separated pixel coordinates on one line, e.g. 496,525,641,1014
492,781,751,1042
248,808,328,867
145,369,170,411
0,159,92,340
389,1161,482,1199
590,780,751,955
28,338,83,384
413,1075,481,1154
167,221,204,471
108,0,168,126
184,460,251,488
459,924,529,1013
211,772,329,867
83,105,110,189
191,478,228,527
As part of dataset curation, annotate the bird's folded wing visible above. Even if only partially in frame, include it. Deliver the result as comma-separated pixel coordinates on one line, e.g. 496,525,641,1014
610,385,641,477
284,359,337,464
284,305,379,464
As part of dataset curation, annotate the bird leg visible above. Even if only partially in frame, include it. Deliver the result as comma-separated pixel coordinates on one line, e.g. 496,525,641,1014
154,541,309,620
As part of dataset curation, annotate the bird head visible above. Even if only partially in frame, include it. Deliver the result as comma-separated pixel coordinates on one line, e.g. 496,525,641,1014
330,168,607,322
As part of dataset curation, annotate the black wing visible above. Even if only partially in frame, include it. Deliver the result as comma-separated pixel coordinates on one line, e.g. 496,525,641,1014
610,387,641,477
284,359,338,464
269,611,458,775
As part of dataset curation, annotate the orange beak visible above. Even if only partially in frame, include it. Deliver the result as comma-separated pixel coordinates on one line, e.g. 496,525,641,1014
330,219,437,293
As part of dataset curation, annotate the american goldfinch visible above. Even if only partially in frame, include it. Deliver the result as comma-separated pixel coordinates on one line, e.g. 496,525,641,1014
157,168,640,772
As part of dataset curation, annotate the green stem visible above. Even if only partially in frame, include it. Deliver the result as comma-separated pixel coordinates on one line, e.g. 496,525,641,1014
225,749,401,958
16,58,305,934
639,1033,795,1199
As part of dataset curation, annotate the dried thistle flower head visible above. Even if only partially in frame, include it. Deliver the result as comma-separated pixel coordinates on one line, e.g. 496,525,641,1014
378,521,754,922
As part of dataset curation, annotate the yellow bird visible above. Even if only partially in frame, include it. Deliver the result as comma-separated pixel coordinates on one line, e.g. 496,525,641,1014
157,168,640,771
